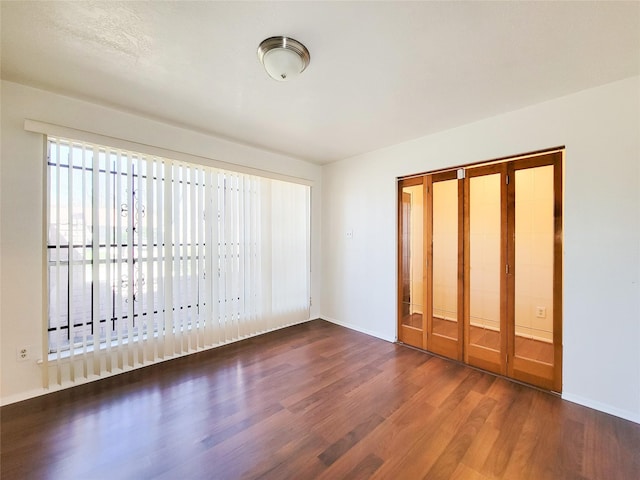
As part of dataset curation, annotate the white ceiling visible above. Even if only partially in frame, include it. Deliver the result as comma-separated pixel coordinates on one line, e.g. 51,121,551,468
2,1,639,165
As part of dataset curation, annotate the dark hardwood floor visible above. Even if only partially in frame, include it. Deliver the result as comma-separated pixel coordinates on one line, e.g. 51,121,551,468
1,320,638,479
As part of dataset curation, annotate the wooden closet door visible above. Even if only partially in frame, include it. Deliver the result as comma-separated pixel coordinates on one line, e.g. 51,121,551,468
507,153,563,392
426,171,463,361
464,163,508,376
397,177,426,349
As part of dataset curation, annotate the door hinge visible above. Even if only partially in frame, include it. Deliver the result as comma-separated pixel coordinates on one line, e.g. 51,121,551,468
506,174,510,184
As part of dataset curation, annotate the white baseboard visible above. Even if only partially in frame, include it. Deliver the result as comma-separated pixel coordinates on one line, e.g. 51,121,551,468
1,388,53,407
320,316,396,343
562,392,640,424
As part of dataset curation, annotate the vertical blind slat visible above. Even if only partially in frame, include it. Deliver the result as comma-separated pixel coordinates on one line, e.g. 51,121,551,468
157,160,166,359
191,167,200,349
92,146,100,377
80,144,88,377
135,154,145,365
55,139,63,384
209,170,220,347
104,149,113,373
146,156,156,363
177,164,186,351
125,154,134,368
115,151,124,370
67,142,76,382
164,161,174,357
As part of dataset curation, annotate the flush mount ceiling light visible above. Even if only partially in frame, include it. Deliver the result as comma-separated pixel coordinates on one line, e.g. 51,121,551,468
257,36,310,81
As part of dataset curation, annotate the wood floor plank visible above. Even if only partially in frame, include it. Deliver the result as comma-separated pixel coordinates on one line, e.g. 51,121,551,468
315,378,441,478
2,320,638,480
458,420,501,472
409,357,470,408
242,430,329,480
480,384,534,478
500,390,554,480
425,396,497,479
342,452,385,479
583,408,640,480
318,412,385,466
311,372,421,446
524,392,574,480
371,389,485,479
450,463,492,480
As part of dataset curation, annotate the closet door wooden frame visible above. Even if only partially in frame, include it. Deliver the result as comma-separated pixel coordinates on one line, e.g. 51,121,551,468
425,171,464,361
463,162,508,376
397,176,425,350
507,153,563,392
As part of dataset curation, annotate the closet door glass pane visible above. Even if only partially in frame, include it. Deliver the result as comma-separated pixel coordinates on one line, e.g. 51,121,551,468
514,165,554,364
432,179,458,339
401,184,424,329
469,173,501,351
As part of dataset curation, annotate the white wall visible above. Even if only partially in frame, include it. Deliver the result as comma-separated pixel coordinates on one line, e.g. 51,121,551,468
321,76,640,423
0,80,323,405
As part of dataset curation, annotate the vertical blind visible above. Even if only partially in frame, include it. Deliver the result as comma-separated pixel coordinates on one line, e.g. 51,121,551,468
45,136,310,387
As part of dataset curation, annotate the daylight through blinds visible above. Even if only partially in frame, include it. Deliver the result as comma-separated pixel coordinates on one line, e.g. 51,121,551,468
45,137,310,386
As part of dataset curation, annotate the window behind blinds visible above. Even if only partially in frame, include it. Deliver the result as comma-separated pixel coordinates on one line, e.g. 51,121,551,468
45,136,310,386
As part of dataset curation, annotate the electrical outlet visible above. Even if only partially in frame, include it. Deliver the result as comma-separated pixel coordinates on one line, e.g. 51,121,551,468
346,230,353,239
17,345,33,362
535,307,546,318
